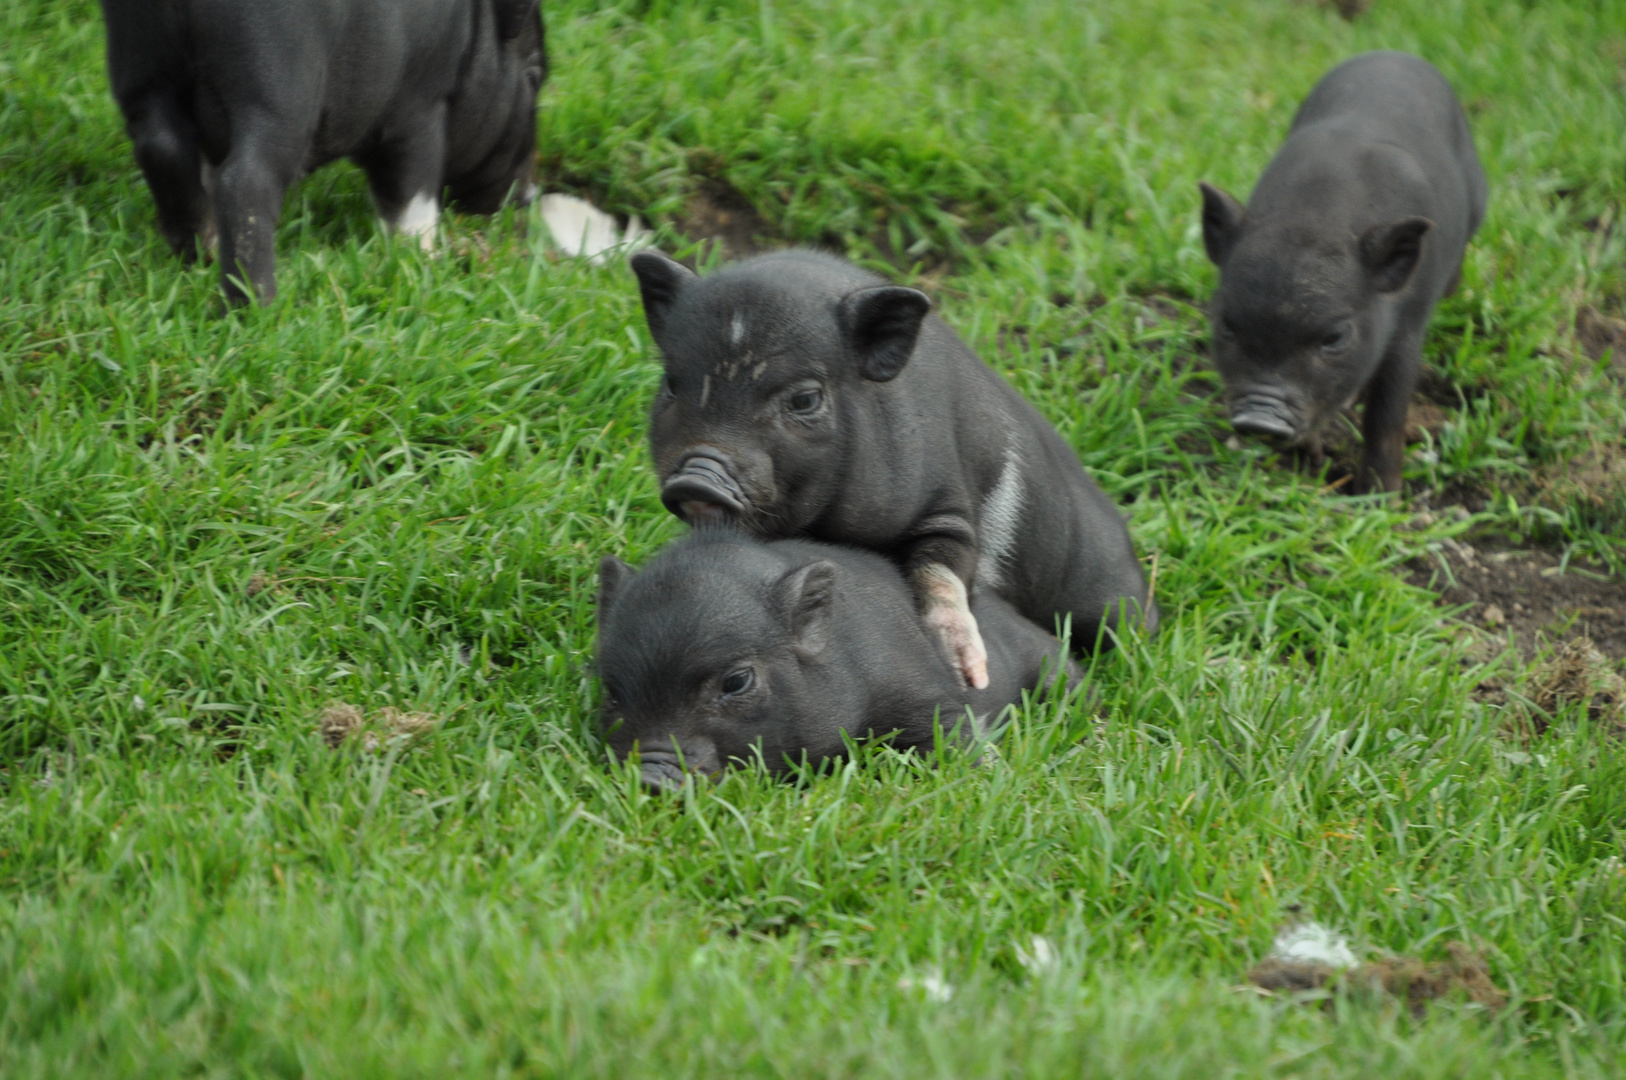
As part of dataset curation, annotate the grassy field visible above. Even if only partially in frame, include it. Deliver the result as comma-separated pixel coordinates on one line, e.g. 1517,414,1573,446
3,0,1626,1075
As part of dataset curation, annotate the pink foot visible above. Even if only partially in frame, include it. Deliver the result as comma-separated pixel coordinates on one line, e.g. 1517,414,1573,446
917,564,990,690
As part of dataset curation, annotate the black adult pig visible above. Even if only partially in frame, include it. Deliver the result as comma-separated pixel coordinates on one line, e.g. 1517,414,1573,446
98,0,547,304
629,249,1155,692
596,528,1079,790
1198,51,1486,492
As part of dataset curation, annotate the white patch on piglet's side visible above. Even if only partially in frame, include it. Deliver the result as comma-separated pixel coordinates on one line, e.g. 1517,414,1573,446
537,193,651,265
974,444,1024,591
730,311,746,347
391,192,441,252
918,562,989,690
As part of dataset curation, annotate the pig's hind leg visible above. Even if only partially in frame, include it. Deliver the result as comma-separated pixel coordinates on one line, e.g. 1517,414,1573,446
358,104,449,253
211,125,308,305
122,90,214,262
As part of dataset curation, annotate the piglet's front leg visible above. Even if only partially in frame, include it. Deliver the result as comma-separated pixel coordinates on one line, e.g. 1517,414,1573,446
915,563,989,690
906,512,988,690
917,567,989,690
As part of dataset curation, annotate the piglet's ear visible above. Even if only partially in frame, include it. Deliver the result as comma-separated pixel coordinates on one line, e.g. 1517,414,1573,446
630,250,698,339
838,286,931,382
1199,182,1246,266
1359,217,1433,294
773,560,836,656
598,555,637,616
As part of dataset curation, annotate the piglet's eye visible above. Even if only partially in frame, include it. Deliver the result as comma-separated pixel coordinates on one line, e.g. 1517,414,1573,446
787,387,823,414
721,668,754,696
1321,324,1352,351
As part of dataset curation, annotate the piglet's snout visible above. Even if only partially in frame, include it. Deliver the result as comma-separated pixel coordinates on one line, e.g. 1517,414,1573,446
1229,394,1299,445
661,451,746,522
631,743,721,792
638,757,688,792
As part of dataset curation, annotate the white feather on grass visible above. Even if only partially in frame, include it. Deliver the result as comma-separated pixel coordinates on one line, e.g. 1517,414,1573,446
1268,921,1358,969
536,193,650,265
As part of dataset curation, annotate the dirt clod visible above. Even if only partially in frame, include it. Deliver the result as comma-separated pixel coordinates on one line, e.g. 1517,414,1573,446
318,704,366,748
1248,943,1507,1018
376,707,439,737
1577,305,1626,369
1320,0,1372,20
1522,636,1626,735
317,703,442,750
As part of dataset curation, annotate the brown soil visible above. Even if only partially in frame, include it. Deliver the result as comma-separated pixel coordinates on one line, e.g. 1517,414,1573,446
1577,304,1626,370
675,178,776,261
1318,0,1373,20
671,177,982,279
1513,637,1626,736
1249,943,1507,1018
1404,535,1626,662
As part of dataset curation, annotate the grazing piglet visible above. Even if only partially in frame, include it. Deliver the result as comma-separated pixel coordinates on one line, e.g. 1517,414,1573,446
98,0,547,304
629,249,1155,691
596,528,1079,790
1199,51,1486,492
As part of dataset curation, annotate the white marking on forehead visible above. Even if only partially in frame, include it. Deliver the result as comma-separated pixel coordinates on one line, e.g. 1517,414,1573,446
730,311,746,347
392,192,441,252
975,443,1024,591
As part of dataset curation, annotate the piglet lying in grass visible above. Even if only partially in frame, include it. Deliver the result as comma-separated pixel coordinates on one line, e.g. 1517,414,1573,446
596,528,1078,790
630,248,1156,692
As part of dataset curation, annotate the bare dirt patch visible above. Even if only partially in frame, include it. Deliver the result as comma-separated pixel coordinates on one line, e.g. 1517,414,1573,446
1577,304,1626,370
1405,536,1626,661
1249,943,1507,1018
676,178,775,260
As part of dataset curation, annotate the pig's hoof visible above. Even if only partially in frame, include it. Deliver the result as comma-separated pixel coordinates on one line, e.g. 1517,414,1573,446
925,604,989,691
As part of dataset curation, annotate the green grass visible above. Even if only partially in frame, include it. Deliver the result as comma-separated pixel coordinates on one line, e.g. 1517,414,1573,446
3,0,1626,1075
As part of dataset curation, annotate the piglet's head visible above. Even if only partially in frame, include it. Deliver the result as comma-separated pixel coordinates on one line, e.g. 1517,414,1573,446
630,250,931,537
1198,181,1432,448
595,532,847,791
444,0,547,214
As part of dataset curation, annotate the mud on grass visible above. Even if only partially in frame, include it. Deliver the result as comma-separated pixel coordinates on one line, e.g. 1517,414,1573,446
1406,535,1626,661
1576,303,1626,370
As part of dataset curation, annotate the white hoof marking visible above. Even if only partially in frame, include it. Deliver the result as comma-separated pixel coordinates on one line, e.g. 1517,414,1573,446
392,192,441,252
